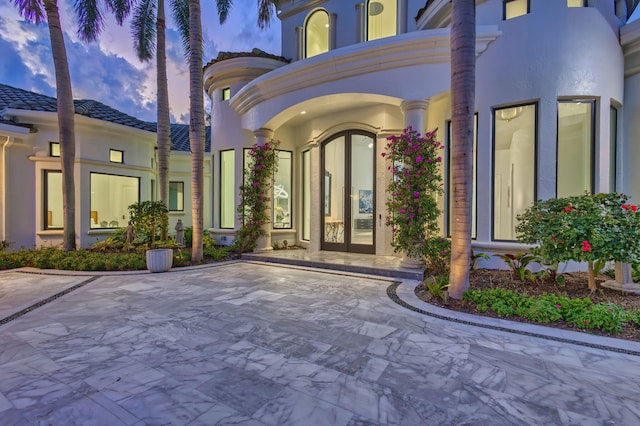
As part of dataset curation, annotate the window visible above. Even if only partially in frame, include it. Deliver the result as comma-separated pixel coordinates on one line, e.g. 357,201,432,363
44,170,62,229
274,151,293,229
169,182,184,211
302,150,311,241
610,105,618,193
493,103,537,240
567,0,586,6
305,9,329,58
221,87,231,101
220,150,235,228
557,100,594,197
90,173,139,228
504,0,528,20
446,114,478,239
109,149,124,163
367,0,396,41
50,142,60,157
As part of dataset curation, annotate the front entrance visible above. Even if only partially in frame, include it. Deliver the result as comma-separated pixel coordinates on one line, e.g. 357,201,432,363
321,131,376,254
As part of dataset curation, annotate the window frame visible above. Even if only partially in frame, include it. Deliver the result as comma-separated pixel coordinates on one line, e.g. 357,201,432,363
219,149,236,229
556,98,596,198
169,181,185,212
44,169,62,230
49,142,60,157
503,0,529,20
304,9,330,59
89,172,141,229
221,87,231,101
491,101,538,242
109,149,124,164
273,150,293,230
610,104,619,193
567,0,587,7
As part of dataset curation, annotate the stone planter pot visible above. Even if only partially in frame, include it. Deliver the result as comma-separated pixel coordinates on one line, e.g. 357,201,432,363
146,248,173,273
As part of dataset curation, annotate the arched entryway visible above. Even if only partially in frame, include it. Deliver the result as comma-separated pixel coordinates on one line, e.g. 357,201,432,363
321,130,376,254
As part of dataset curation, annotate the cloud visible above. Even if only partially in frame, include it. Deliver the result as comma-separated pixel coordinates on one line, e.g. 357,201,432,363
0,1,280,125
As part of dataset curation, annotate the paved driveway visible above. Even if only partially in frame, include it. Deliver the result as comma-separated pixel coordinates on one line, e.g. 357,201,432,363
1,262,639,425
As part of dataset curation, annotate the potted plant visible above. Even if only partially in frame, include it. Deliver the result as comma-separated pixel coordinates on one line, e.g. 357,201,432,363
128,201,172,272
382,127,444,267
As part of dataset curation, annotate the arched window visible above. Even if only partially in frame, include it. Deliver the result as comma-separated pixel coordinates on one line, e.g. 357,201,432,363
305,10,329,58
367,0,396,41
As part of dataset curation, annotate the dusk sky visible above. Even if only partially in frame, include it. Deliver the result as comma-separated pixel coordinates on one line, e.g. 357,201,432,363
0,0,281,124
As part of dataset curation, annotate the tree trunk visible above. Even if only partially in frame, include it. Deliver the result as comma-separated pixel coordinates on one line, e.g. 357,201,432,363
448,0,475,299
189,0,204,261
45,0,76,251
587,260,596,292
157,0,171,240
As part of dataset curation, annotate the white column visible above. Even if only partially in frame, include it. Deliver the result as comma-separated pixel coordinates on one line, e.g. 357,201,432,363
355,3,365,43
400,99,429,135
295,26,303,61
253,128,274,252
398,0,407,34
330,13,337,50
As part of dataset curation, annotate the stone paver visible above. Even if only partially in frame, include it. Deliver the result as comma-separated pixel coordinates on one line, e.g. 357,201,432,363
0,262,639,425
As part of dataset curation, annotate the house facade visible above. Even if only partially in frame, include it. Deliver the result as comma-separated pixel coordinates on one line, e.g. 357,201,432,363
204,0,640,265
0,84,212,249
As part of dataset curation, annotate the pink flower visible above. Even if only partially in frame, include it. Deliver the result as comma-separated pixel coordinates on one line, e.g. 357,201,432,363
413,191,420,197
581,240,592,252
555,304,561,309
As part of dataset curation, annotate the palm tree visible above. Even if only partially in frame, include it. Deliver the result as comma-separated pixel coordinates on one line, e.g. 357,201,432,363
130,0,186,229
448,0,475,299
13,0,77,250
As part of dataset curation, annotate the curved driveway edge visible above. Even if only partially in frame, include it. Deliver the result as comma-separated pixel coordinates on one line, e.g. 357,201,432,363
391,279,640,357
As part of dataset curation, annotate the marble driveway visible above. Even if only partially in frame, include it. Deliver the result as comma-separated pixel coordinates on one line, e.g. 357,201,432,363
1,261,639,425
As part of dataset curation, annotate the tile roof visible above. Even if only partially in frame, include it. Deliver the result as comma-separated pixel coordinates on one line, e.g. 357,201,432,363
0,83,209,152
204,48,290,68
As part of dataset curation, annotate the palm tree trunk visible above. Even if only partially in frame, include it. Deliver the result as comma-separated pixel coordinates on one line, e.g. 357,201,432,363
189,0,204,261
157,0,171,240
44,0,76,251
448,0,475,299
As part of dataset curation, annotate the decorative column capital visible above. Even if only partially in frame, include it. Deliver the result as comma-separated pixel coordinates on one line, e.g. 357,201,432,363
400,99,430,114
253,128,274,141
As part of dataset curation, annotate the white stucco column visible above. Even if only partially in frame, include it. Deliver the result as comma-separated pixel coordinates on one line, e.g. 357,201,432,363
400,99,429,135
253,128,274,252
355,3,365,43
330,13,337,50
398,0,408,34
295,26,303,61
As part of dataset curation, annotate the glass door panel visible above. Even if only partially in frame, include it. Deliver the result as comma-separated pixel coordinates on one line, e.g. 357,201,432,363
323,136,345,246
350,134,374,248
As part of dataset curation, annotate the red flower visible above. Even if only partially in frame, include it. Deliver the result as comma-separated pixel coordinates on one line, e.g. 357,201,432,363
562,206,573,213
581,240,592,252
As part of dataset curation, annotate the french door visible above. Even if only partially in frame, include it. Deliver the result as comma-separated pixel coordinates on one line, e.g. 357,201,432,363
321,131,376,254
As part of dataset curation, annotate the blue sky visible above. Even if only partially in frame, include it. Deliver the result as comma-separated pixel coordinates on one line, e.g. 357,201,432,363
0,1,281,124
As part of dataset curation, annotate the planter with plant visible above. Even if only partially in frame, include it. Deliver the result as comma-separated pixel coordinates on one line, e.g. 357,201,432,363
382,127,445,267
128,201,172,272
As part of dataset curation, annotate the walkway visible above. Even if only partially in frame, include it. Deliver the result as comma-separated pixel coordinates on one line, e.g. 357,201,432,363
1,261,639,425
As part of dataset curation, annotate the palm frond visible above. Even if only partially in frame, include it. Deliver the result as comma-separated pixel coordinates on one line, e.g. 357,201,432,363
216,0,232,24
170,0,190,56
13,0,46,24
257,0,276,30
131,0,157,61
105,0,134,25
75,0,104,42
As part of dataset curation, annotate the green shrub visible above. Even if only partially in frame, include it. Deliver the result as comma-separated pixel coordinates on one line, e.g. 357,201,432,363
425,275,449,301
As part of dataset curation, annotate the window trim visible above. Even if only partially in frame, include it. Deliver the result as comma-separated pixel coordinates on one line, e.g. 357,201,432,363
219,149,235,229
49,142,60,157
610,104,619,193
109,149,124,164
89,171,141,229
567,0,587,7
301,149,311,241
273,150,293,230
503,0,530,20
169,181,185,212
221,87,231,101
44,169,62,230
491,101,538,242
555,98,596,198
304,8,330,59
